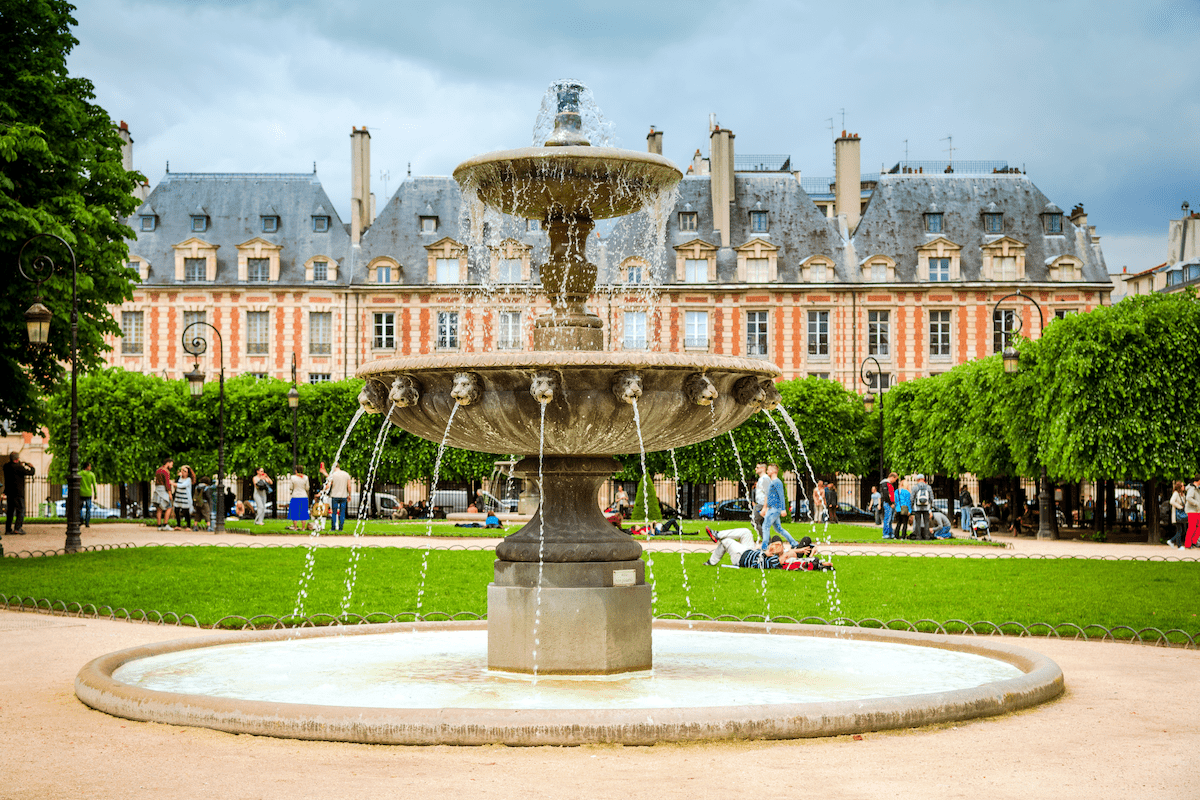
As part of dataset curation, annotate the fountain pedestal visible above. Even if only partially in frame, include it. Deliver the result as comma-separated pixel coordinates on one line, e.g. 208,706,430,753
488,455,652,674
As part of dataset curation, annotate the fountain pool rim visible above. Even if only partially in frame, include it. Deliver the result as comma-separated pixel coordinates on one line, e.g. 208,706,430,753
76,620,1064,746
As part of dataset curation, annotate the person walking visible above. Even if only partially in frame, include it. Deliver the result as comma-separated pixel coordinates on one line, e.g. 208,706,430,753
287,465,311,531
761,464,800,549
1168,481,1187,549
173,465,195,530
152,459,174,530
880,472,898,539
78,461,97,528
752,463,770,540
2,452,36,536
320,461,352,532
252,468,273,526
1185,475,1200,549
812,480,827,524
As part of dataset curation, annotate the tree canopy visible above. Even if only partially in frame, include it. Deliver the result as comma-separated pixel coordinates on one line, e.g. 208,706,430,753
0,0,144,431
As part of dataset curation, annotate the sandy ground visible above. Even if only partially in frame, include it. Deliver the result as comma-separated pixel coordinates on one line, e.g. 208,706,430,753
2,523,1198,799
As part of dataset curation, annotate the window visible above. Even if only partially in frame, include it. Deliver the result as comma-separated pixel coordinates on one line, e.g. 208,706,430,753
420,216,438,233
247,372,268,380
807,310,829,357
121,311,143,354
925,213,943,233
627,264,643,284
376,265,392,284
184,258,206,282
868,310,889,357
809,262,827,282
437,311,459,349
308,373,331,384
993,309,1017,353
140,215,156,232
864,372,892,391
247,258,270,282
745,258,769,282
684,259,707,283
684,311,708,348
623,311,647,350
497,258,522,283
750,210,769,233
1044,213,1063,234
247,311,269,354
930,310,951,357
312,260,328,281
984,213,1004,234
808,372,830,380
994,256,1017,281
435,258,459,284
312,215,330,232
1054,309,1077,320
183,310,205,331
261,216,279,233
870,263,888,282
746,311,768,357
929,257,951,282
373,312,395,349
190,215,208,232
310,312,332,355
679,212,698,232
526,219,541,232
497,311,521,350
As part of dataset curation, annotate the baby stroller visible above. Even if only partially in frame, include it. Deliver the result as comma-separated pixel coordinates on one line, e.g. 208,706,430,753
967,506,992,540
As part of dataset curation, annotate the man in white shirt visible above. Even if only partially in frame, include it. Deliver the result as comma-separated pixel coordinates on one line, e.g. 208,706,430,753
320,461,352,531
752,463,770,540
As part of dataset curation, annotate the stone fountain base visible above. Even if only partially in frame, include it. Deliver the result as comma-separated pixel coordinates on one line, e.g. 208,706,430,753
488,561,651,674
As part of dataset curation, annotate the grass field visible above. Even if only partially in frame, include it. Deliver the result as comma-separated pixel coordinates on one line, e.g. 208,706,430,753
2,546,1195,639
216,518,1004,546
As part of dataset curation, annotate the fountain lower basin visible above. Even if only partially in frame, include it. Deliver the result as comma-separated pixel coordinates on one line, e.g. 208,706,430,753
76,621,1064,746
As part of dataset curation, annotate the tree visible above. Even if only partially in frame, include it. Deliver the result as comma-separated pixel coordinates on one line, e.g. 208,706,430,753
0,0,144,431
631,471,662,522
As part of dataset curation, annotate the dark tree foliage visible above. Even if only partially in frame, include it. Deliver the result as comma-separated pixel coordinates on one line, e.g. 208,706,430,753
0,0,144,431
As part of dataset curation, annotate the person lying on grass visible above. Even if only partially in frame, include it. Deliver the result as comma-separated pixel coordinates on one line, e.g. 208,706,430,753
629,519,682,537
702,528,832,571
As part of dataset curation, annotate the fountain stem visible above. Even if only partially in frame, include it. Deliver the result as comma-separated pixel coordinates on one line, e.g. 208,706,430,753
534,213,603,350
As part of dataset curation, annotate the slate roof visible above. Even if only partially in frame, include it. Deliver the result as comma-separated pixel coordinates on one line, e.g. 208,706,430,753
128,172,350,285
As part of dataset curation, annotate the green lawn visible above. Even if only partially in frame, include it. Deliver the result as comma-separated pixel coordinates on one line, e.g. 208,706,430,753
217,518,1003,546
1,547,1195,640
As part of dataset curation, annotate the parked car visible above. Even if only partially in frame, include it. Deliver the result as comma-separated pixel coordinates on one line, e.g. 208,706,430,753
834,502,875,523
657,502,687,520
714,498,753,521
53,500,123,519
698,501,716,520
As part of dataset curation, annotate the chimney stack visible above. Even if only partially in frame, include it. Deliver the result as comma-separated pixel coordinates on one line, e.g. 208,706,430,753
646,126,663,155
709,125,735,246
835,131,861,232
350,126,373,245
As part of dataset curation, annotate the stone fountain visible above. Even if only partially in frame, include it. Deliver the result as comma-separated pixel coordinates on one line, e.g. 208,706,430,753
355,82,781,674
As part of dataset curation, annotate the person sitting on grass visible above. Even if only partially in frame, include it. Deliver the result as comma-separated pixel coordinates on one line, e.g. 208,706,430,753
702,528,809,569
484,512,502,529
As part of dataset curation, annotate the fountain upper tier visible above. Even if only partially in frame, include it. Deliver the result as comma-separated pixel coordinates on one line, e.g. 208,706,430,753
454,146,681,222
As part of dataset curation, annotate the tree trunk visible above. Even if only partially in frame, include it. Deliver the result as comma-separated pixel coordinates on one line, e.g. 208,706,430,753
1146,478,1159,544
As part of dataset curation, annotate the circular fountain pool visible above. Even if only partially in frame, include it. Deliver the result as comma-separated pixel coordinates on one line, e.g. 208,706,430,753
77,621,1063,745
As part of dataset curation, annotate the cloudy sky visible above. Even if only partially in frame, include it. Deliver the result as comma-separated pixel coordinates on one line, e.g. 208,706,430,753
70,0,1198,273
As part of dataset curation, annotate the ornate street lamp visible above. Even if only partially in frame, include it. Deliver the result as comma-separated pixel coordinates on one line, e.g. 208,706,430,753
182,321,226,533
288,353,299,472
18,234,83,553
991,290,1054,540
859,356,885,483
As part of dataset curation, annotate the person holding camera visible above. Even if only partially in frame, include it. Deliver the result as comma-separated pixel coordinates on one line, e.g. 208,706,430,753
252,468,273,526
3,452,35,536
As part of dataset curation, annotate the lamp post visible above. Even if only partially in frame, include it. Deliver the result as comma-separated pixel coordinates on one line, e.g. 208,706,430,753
18,234,82,553
182,321,226,534
288,353,300,472
859,356,885,483
991,289,1054,540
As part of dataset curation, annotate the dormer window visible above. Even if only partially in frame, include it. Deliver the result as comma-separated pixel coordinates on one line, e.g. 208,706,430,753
420,216,438,233
261,215,279,233
679,211,698,232
982,204,1004,234
190,215,208,233
749,210,769,234
526,219,541,232
312,215,330,232
1042,203,1064,235
312,260,328,281
925,212,943,233
627,264,643,284
376,265,392,284
140,214,157,232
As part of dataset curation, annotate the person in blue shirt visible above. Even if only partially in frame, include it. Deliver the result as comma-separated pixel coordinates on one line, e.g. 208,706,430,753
761,464,800,550
894,478,913,539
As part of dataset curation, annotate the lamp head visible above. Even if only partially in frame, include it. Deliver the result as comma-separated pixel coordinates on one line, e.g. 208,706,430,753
24,300,52,346
185,364,205,396
287,386,300,409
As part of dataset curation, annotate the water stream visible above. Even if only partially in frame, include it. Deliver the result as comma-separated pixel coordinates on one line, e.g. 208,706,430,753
338,413,395,617
416,404,460,620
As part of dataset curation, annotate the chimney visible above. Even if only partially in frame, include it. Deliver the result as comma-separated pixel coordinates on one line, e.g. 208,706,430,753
350,126,372,245
117,121,133,173
646,126,663,155
691,148,709,176
709,126,735,246
835,131,861,232
1069,203,1087,228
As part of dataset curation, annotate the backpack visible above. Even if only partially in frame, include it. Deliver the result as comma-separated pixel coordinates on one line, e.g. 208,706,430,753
913,484,932,511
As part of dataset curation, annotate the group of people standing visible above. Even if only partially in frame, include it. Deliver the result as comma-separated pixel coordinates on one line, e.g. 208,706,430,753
875,472,953,540
152,459,213,530
1167,476,1200,550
